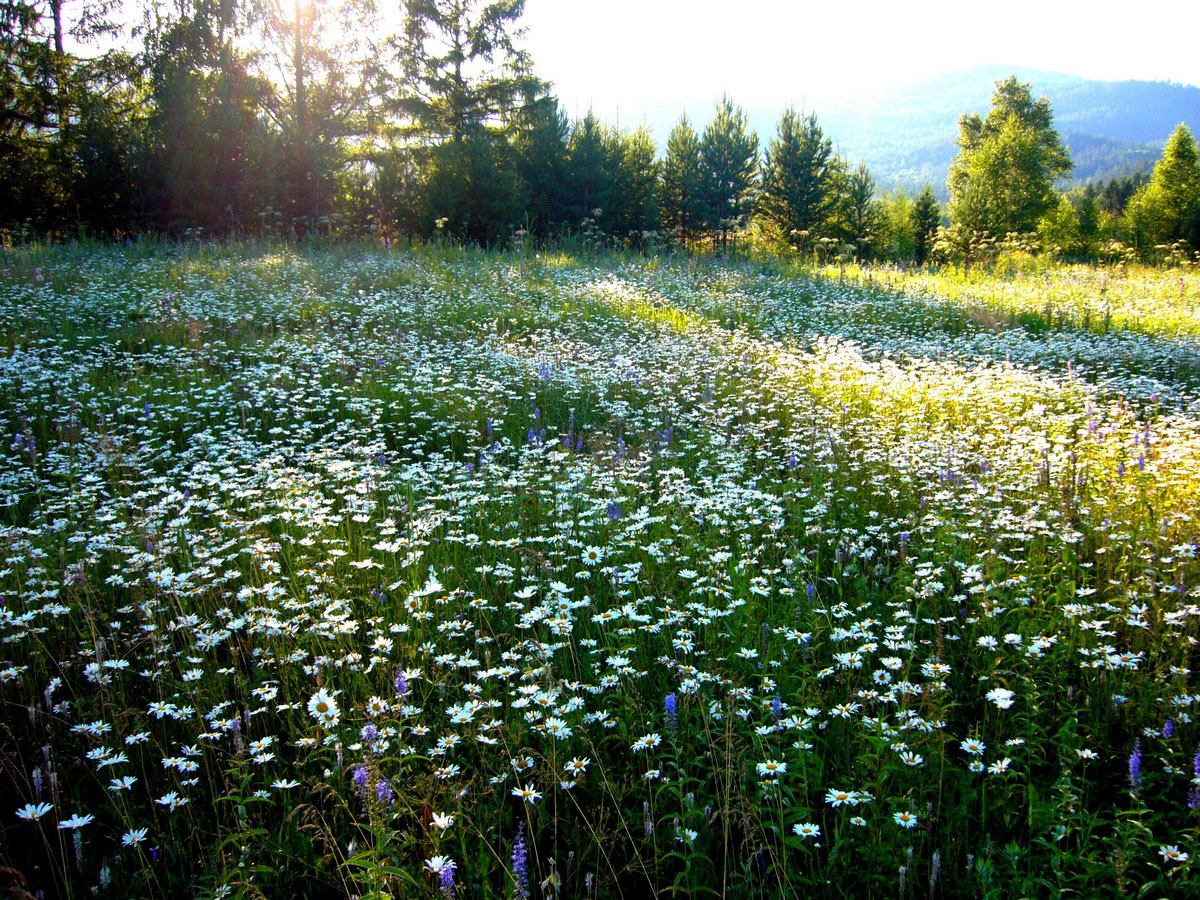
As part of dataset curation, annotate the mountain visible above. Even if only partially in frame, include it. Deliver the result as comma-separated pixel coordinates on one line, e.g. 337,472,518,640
621,67,1200,198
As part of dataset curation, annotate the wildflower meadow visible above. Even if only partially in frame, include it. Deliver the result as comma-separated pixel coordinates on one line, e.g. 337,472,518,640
1,242,1199,898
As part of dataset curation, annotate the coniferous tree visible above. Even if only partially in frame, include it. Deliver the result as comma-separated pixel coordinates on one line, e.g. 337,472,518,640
700,96,758,250
564,114,658,243
423,132,524,243
659,114,705,245
144,0,270,232
911,185,940,265
391,0,541,240
1125,124,1200,251
565,110,611,227
251,0,383,230
608,126,658,241
512,92,570,235
1099,173,1148,216
394,0,540,144
1,0,142,232
837,161,879,259
1074,184,1101,243
758,108,835,252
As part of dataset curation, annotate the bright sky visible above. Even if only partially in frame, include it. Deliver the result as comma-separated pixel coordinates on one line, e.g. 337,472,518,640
524,0,1200,118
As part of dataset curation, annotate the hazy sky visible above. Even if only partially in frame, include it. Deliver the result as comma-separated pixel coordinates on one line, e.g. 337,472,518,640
524,0,1200,119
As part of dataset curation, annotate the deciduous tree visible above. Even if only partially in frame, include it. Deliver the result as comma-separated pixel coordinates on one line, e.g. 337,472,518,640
948,76,1071,242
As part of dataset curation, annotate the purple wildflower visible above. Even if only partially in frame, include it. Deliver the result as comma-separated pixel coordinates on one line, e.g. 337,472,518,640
1190,747,1200,809
1129,740,1143,794
512,822,528,899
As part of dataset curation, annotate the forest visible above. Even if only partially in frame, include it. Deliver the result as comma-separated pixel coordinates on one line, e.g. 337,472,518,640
3,0,1199,263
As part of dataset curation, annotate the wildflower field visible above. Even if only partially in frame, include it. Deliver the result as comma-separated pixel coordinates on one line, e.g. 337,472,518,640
2,243,1200,899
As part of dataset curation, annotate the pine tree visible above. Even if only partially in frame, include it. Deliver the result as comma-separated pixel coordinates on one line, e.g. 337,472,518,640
252,0,382,229
758,108,835,254
565,111,612,227
911,185,940,265
700,96,758,251
758,108,835,252
609,126,658,241
145,0,269,232
512,92,570,235
394,0,540,144
839,162,879,259
1,0,143,232
659,114,705,245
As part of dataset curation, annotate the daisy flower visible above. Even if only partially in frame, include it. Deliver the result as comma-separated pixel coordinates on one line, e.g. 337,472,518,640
58,813,95,830
307,688,340,727
15,802,54,822
985,687,1015,709
960,738,986,756
793,822,821,838
425,855,455,875
631,734,662,752
988,757,1013,775
564,757,591,777
825,788,854,807
511,785,542,805
1159,845,1189,864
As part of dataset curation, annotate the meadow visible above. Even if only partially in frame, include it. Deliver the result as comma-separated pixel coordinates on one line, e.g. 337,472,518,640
1,242,1199,898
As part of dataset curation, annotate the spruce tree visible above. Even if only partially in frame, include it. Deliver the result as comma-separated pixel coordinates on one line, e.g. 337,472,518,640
610,127,658,240
392,0,541,240
566,111,612,227
513,92,571,235
839,162,879,259
1125,124,1200,250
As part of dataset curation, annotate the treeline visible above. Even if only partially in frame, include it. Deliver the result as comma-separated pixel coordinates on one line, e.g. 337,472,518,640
3,0,1198,264
942,78,1200,265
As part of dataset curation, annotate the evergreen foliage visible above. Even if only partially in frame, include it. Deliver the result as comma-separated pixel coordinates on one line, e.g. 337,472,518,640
0,0,1195,268
659,114,706,245
1125,124,1200,250
758,108,836,251
700,96,759,250
911,185,940,264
